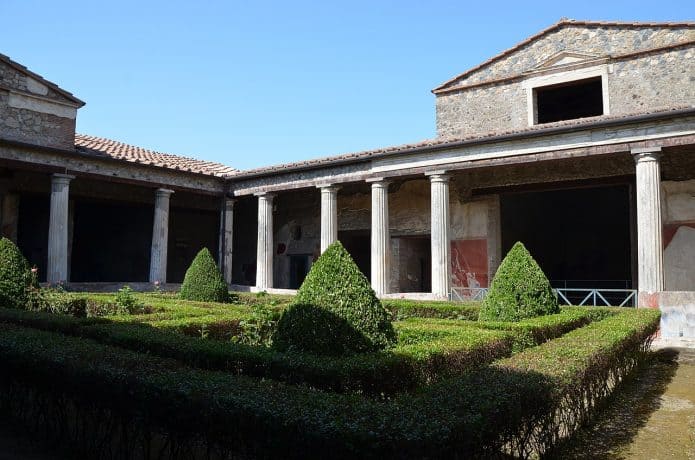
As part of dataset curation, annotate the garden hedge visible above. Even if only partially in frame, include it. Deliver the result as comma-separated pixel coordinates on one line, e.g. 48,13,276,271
274,241,396,355
0,237,33,309
0,308,659,458
0,307,514,395
179,248,230,303
480,241,559,321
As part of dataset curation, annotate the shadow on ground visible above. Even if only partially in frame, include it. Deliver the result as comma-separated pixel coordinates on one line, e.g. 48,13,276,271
548,348,695,459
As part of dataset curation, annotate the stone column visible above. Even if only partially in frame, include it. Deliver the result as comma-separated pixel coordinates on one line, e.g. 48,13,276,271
318,184,339,253
369,179,390,295
633,147,664,293
47,174,74,284
255,192,274,290
149,188,174,283
218,198,234,285
429,172,451,299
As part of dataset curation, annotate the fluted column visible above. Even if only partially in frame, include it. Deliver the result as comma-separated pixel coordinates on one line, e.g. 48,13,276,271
149,188,174,283
318,185,339,253
633,147,664,293
218,198,235,285
256,192,274,290
369,179,390,295
47,174,74,284
429,172,451,299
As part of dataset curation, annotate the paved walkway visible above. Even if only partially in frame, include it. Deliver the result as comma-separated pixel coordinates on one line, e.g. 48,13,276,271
552,348,695,459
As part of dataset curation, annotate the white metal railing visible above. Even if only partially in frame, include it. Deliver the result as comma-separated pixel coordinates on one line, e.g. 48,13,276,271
450,285,637,307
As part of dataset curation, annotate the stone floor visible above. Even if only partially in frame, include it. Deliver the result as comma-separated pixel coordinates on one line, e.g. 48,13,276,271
551,347,695,459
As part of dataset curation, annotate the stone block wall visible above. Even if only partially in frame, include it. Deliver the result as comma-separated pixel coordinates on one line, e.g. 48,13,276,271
436,25,695,139
0,62,77,149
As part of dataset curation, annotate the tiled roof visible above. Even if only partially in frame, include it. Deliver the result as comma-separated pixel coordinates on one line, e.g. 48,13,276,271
0,53,85,106
75,134,237,177
231,106,695,179
432,19,695,93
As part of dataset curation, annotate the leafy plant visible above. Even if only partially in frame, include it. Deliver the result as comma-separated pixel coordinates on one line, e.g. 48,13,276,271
179,248,229,302
273,241,396,355
479,242,559,322
115,285,145,314
232,303,280,347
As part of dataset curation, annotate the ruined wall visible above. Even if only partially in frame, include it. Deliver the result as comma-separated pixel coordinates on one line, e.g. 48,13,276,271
436,25,695,138
0,62,78,149
663,180,695,291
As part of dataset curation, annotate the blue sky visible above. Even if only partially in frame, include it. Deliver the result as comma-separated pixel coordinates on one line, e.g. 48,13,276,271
1,1,691,170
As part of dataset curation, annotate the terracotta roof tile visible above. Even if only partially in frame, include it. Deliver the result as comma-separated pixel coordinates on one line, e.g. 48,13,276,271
75,134,237,177
231,106,695,178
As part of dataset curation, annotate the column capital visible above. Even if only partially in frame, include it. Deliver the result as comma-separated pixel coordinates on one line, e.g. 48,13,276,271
223,197,236,209
367,177,390,188
426,171,450,183
51,173,75,184
317,183,340,192
254,191,275,199
631,146,662,163
154,188,174,197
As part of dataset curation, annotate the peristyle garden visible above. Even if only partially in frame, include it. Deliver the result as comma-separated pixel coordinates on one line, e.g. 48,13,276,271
0,236,660,459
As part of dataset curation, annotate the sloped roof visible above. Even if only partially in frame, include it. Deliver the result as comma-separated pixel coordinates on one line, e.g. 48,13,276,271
433,19,695,93
231,106,695,179
0,53,85,106
75,134,237,177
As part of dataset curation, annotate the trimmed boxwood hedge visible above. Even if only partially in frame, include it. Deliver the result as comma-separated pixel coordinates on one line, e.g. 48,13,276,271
0,307,513,395
0,237,33,309
480,242,559,322
179,248,230,303
0,308,660,458
274,241,396,355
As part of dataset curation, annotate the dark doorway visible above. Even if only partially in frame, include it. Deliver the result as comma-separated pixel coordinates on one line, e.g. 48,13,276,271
167,207,219,283
501,184,632,290
393,236,431,292
289,254,311,289
339,230,370,279
17,194,50,282
71,200,152,282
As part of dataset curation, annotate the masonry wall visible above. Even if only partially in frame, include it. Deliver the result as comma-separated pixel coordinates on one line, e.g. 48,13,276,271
0,62,77,149
663,179,695,291
436,25,695,138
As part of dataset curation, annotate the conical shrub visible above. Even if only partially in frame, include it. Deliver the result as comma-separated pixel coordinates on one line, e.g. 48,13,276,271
273,241,396,355
479,242,559,322
179,248,230,302
0,237,33,309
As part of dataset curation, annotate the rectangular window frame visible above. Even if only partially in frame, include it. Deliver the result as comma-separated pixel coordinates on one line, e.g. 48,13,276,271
522,64,611,126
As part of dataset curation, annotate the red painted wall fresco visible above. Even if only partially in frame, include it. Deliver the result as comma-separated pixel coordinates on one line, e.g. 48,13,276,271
451,239,488,288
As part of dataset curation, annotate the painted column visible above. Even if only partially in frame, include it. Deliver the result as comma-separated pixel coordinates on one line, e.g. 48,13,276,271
369,179,390,295
633,147,664,293
429,172,451,299
255,192,274,290
318,185,339,253
219,198,235,285
47,174,74,284
149,188,174,283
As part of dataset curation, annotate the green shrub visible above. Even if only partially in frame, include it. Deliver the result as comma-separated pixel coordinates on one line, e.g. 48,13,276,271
232,302,281,347
383,299,481,320
115,285,146,314
273,241,396,355
179,248,229,303
479,242,559,322
0,237,33,309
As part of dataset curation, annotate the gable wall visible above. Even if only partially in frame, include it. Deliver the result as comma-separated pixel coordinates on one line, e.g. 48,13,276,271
0,61,77,149
435,26,695,139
